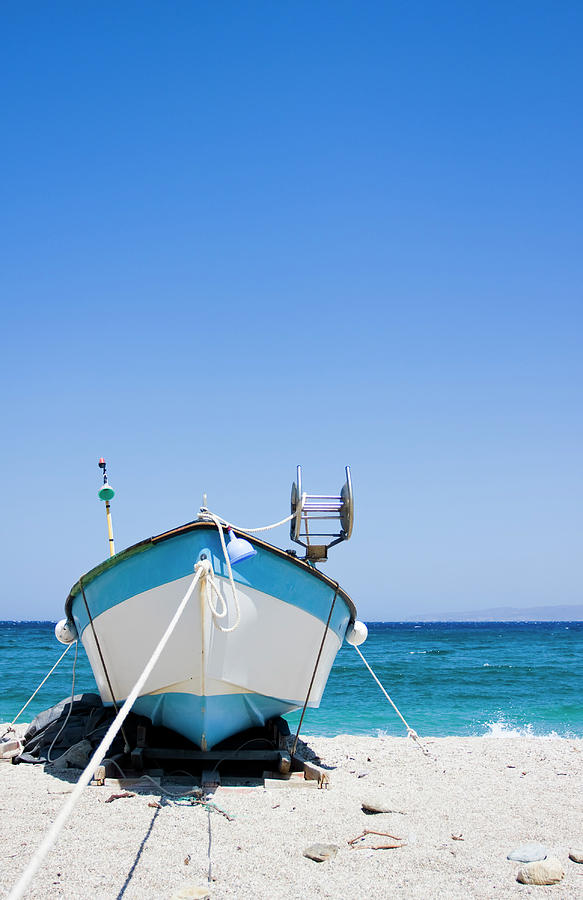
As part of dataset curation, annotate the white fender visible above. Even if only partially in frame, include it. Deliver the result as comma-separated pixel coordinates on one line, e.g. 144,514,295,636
346,620,368,646
55,618,78,644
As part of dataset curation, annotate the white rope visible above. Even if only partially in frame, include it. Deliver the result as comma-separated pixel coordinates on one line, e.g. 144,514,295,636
206,575,230,625
204,572,228,620
1,642,74,739
353,644,430,756
199,506,295,533
203,512,241,633
6,560,207,900
197,502,310,633
47,640,79,763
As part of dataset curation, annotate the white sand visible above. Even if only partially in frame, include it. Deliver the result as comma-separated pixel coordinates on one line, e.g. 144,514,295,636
1,730,582,899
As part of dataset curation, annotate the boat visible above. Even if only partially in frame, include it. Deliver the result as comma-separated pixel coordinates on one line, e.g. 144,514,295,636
56,465,367,750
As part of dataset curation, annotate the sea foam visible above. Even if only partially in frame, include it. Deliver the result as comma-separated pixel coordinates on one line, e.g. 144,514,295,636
481,721,563,739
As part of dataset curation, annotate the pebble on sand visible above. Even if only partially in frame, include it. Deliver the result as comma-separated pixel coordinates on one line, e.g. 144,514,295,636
361,796,405,815
507,842,548,862
0,738,22,759
515,857,564,885
569,850,583,863
303,843,339,862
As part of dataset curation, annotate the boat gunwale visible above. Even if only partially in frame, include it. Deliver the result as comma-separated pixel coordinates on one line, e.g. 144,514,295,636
65,520,357,623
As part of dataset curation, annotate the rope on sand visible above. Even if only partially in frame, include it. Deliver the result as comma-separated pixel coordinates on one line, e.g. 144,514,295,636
6,560,207,900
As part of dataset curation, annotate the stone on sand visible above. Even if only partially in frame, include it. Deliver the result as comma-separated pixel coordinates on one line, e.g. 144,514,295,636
303,843,339,862
0,738,22,760
507,842,548,862
361,795,405,815
569,849,583,863
515,857,564,885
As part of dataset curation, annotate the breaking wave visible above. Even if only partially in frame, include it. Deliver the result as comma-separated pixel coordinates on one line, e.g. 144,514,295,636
481,720,565,739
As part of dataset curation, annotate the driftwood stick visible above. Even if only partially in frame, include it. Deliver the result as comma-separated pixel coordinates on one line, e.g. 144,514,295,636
105,791,136,803
348,828,403,845
354,841,405,850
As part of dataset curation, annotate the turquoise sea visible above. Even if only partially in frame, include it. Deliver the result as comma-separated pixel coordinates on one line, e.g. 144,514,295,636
1,621,582,739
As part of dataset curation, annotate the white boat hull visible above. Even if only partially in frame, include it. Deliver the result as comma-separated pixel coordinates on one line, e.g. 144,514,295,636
66,522,355,748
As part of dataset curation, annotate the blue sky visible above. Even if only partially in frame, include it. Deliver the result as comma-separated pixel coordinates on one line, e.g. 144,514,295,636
1,1,581,620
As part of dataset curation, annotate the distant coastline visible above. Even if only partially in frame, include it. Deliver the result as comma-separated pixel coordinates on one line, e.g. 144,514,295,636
403,604,583,623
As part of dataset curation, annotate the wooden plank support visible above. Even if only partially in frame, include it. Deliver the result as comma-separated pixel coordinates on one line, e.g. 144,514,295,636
131,747,291,769
264,772,318,790
293,756,330,788
92,765,106,786
92,776,162,791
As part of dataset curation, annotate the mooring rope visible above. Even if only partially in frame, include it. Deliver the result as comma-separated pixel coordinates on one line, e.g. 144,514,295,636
198,501,308,633
0,642,74,741
198,506,297,534
207,807,213,887
352,644,430,756
6,560,207,900
47,639,79,763
201,512,242,633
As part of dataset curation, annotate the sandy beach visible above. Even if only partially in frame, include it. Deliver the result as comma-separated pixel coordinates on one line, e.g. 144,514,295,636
1,729,582,899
